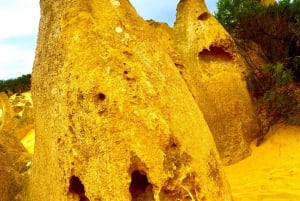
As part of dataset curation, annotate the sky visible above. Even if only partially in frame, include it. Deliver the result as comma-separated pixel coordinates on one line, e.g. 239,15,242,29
0,0,217,80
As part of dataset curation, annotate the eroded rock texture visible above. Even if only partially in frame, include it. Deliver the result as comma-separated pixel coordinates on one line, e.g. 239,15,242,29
31,0,232,201
0,131,31,201
0,92,14,131
0,92,34,141
0,92,33,201
173,0,260,165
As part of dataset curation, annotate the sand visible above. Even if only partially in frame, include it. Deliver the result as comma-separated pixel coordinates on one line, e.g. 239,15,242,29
20,123,300,200
224,123,300,201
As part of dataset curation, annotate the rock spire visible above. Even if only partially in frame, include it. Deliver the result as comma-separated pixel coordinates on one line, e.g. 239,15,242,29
174,0,260,165
31,0,232,200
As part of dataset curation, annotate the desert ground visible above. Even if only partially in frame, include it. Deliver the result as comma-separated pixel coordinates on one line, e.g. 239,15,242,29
224,124,300,201
20,123,300,200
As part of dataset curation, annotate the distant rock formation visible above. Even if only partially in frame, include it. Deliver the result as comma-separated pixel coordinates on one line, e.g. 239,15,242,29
0,92,33,200
0,131,31,201
31,0,232,201
173,0,260,165
0,92,14,131
0,92,34,141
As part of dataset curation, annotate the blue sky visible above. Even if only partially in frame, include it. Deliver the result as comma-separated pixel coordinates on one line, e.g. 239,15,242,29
0,0,217,80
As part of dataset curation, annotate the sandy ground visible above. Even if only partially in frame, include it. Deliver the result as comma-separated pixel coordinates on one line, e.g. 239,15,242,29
20,123,300,200
224,124,300,201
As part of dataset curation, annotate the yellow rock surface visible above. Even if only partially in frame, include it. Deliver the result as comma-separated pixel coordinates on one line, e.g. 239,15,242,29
0,92,14,131
30,0,232,200
0,92,34,140
0,131,32,201
174,0,260,165
23,123,300,200
21,128,35,154
225,124,300,201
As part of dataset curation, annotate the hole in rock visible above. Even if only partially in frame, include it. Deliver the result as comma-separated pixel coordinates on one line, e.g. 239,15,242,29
198,46,233,61
69,175,90,201
129,170,154,201
198,12,209,21
98,93,106,101
57,137,62,143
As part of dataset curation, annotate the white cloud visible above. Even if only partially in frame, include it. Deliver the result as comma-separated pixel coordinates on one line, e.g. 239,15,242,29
0,0,40,40
0,0,39,80
0,44,34,80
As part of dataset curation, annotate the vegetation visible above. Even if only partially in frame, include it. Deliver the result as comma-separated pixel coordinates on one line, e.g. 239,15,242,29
247,63,300,126
215,0,263,31
0,74,31,95
215,0,300,130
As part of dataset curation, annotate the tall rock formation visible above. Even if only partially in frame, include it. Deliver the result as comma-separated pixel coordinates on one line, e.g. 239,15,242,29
174,0,260,165
31,0,232,201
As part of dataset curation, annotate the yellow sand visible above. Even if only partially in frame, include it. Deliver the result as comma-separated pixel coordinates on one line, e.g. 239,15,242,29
224,124,300,201
20,123,300,200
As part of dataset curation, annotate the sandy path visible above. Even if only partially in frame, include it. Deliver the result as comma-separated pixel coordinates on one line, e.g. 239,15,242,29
224,124,300,201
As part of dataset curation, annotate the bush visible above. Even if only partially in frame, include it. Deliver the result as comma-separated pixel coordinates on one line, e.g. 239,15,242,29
252,63,296,118
216,0,300,77
0,74,31,95
216,0,300,129
215,0,263,30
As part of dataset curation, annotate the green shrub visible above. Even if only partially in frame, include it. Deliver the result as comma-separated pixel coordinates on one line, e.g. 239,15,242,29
0,74,31,95
215,0,263,30
263,63,293,87
247,62,300,127
216,0,300,74
216,0,300,127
